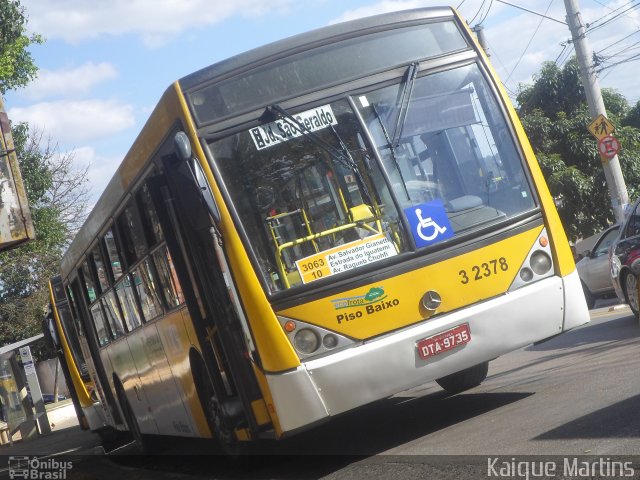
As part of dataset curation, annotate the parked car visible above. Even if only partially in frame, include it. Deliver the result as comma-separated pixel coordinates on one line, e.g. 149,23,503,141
610,197,640,321
576,224,620,309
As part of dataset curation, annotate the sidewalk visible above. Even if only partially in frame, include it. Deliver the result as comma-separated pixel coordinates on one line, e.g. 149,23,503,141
45,400,80,432
0,402,100,459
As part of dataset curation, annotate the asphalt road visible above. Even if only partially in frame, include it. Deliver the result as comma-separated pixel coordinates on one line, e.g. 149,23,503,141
2,301,639,479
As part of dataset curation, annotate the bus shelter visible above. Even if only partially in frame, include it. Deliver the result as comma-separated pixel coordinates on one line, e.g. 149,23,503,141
0,334,50,445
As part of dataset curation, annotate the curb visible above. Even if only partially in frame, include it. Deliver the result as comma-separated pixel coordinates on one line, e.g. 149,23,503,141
607,304,628,312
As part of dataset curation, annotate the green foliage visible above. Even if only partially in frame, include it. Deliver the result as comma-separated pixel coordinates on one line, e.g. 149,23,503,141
0,0,42,94
517,57,640,241
0,123,89,355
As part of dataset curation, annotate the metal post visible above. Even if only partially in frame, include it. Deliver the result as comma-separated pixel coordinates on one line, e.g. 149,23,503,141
472,24,490,57
564,0,629,223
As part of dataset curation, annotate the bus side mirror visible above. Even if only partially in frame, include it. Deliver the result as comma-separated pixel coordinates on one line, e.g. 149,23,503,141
173,131,221,225
174,131,192,161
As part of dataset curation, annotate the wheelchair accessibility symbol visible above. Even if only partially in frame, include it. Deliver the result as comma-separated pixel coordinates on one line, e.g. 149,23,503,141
404,201,454,247
415,208,447,241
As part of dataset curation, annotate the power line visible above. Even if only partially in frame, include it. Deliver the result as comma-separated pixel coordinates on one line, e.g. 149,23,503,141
554,43,568,64
468,0,488,24
494,0,566,24
504,0,555,85
479,0,495,25
586,0,639,28
596,28,640,53
587,1,640,33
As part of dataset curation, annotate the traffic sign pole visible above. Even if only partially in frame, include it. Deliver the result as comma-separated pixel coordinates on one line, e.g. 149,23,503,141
565,0,629,223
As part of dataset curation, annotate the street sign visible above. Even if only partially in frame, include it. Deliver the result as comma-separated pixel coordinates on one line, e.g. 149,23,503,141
598,135,620,159
587,114,615,140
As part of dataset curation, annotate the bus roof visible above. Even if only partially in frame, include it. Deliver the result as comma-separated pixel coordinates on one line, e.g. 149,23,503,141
179,7,455,93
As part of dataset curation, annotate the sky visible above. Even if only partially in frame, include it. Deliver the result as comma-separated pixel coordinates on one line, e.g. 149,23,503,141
5,0,640,205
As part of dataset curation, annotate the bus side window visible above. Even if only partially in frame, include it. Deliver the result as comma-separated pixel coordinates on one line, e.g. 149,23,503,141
137,183,164,247
116,200,147,268
102,291,126,339
79,261,97,304
132,259,163,321
114,274,142,331
152,246,185,308
66,284,84,337
89,303,110,347
90,245,110,293
104,228,124,282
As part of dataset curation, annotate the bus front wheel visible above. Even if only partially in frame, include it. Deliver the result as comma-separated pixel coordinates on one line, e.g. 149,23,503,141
435,361,489,394
191,352,240,455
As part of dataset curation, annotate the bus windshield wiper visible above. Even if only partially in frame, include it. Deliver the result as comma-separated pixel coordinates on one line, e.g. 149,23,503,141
371,104,411,201
391,62,419,147
264,104,374,206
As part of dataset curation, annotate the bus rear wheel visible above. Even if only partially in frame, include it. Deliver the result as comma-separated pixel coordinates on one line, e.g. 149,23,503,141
114,380,148,454
435,361,489,394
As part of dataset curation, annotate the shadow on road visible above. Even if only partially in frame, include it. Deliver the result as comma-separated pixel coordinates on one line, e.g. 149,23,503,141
534,393,640,440
100,390,534,479
528,313,639,352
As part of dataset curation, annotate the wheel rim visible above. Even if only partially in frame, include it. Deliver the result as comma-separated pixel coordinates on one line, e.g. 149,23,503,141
625,273,639,313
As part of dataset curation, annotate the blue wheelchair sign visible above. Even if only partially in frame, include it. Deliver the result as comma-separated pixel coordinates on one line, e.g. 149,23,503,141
404,200,454,248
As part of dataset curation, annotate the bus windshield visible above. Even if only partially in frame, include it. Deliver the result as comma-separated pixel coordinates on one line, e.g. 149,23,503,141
210,62,536,293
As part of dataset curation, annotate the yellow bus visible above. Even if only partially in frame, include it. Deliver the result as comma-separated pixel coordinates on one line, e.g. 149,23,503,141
48,7,589,451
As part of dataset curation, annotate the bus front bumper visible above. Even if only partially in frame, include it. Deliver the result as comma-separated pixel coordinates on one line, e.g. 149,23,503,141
265,271,589,436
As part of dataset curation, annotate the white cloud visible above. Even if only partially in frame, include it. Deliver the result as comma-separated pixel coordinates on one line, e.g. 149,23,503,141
8,100,135,144
23,62,118,100
71,146,122,202
25,0,294,48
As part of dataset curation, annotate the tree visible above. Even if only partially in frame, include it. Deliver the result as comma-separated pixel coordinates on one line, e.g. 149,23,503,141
0,123,90,349
0,0,43,94
516,58,640,241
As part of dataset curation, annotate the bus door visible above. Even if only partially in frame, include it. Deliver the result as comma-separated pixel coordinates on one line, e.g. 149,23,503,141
145,135,264,445
67,277,123,428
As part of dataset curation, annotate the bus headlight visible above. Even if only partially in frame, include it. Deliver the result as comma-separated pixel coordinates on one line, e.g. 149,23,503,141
322,333,339,349
509,229,555,291
278,315,359,360
530,251,552,275
294,329,320,354
520,268,534,282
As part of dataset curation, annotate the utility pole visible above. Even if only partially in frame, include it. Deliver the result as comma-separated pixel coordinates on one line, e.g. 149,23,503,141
564,0,629,223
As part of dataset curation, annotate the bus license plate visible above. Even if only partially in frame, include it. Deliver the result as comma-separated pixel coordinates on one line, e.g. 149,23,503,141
417,324,471,360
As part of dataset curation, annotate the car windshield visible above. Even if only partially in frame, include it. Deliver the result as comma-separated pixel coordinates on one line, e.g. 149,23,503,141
209,63,537,293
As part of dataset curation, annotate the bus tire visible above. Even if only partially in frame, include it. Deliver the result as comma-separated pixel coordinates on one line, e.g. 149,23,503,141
114,378,149,454
435,361,489,394
190,350,240,456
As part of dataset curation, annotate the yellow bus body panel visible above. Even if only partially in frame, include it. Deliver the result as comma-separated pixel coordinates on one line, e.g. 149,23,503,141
280,226,543,340
156,308,211,437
